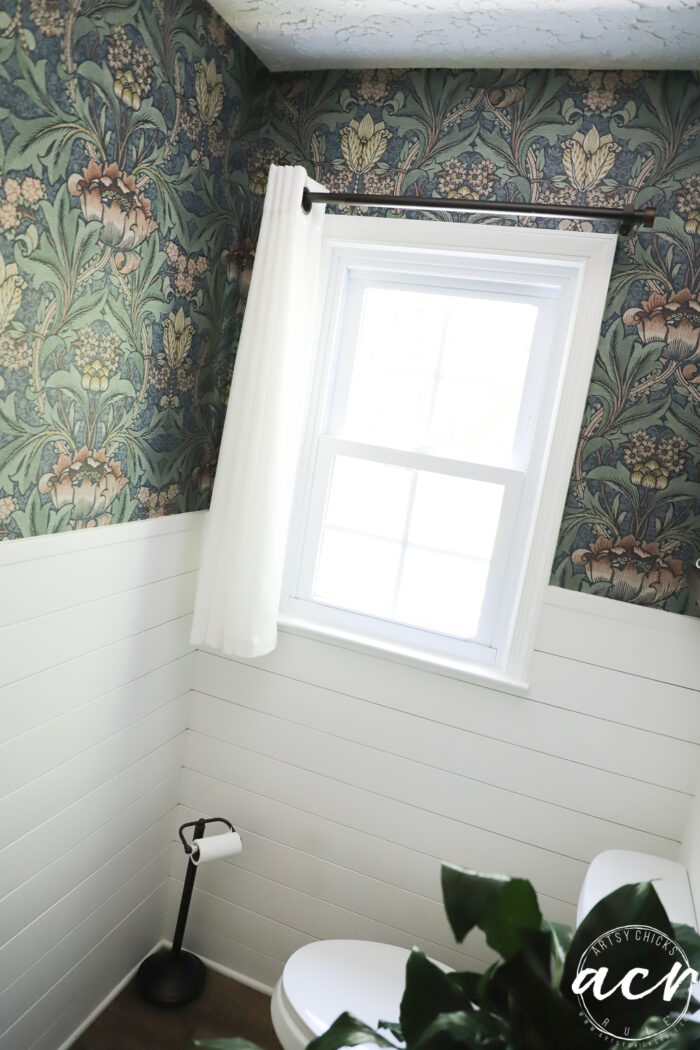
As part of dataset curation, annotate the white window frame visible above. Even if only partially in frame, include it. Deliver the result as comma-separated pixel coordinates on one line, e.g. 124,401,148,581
280,215,617,690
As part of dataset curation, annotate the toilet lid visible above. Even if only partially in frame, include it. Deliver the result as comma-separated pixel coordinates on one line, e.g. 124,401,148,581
281,940,416,1039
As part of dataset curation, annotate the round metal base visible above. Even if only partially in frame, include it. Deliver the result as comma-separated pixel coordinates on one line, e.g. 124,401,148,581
136,948,207,1006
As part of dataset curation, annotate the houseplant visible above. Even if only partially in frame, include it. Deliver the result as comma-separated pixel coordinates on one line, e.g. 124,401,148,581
196,862,700,1050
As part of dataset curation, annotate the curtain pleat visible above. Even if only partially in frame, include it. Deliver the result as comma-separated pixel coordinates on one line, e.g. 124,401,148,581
190,165,327,657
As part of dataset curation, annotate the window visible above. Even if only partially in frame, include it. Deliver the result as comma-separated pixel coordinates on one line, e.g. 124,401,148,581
281,216,616,686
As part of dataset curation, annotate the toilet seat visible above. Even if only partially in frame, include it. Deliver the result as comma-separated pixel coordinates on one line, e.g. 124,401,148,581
271,940,416,1050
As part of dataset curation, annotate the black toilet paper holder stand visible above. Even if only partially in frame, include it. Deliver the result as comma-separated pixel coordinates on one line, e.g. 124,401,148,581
136,816,236,1006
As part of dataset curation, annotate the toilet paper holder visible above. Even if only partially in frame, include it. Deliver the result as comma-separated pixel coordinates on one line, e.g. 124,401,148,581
136,815,239,1007
179,816,235,854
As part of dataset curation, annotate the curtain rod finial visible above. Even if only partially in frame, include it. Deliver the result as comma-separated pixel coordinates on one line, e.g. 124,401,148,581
301,187,312,215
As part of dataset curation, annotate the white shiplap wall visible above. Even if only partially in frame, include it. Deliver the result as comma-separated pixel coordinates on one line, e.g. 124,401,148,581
182,587,700,991
0,513,203,1050
3,505,697,1045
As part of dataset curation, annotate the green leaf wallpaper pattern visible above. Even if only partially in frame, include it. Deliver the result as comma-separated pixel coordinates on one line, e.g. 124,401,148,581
0,0,269,538
0,4,698,619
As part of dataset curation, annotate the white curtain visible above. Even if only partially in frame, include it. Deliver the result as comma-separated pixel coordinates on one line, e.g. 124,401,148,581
191,165,327,658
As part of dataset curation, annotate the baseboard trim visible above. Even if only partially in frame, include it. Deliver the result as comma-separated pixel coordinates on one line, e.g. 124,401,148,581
58,939,167,1050
60,935,274,1049
161,939,275,997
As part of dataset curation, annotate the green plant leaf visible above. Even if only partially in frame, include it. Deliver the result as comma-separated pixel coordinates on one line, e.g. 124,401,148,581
672,923,700,972
651,1016,700,1048
441,864,543,958
410,1008,510,1050
543,920,573,988
376,1020,403,1041
492,929,598,1050
399,949,470,1044
306,1012,398,1050
562,881,675,1009
195,1041,280,1050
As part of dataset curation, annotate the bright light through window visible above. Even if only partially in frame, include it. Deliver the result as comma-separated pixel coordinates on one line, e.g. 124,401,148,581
343,288,538,466
313,458,505,639
308,278,538,644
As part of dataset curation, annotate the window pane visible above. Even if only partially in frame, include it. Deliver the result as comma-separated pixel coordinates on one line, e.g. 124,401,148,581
313,529,400,620
341,365,432,451
408,473,504,557
312,456,505,640
341,286,538,466
349,285,445,373
429,378,525,468
395,549,491,639
441,297,536,385
324,455,412,539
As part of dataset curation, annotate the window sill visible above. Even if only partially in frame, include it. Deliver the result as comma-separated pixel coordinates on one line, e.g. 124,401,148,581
277,612,530,695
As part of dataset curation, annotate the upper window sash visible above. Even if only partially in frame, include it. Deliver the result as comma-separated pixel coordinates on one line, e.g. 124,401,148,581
324,271,560,474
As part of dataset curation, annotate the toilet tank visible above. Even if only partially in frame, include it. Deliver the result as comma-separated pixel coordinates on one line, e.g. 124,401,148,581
576,850,697,929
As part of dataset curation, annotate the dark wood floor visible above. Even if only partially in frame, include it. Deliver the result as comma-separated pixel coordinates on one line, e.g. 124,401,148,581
73,967,284,1050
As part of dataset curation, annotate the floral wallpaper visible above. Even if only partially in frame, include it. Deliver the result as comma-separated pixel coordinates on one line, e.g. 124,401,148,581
1,10,698,618
251,67,700,615
0,0,267,538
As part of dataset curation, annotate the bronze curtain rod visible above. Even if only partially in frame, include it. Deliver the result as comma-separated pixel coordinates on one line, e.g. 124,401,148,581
301,186,656,236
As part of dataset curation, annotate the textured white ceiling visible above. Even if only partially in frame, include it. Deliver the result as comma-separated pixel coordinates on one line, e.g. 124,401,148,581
210,0,700,70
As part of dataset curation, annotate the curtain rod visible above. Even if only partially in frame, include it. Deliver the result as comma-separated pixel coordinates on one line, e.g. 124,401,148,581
301,187,656,236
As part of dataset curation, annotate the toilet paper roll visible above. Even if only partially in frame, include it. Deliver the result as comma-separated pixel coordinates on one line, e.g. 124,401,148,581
191,830,242,865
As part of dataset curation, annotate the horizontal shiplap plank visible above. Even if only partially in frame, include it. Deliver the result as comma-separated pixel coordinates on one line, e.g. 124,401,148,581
190,668,690,834
0,570,197,687
175,802,576,937
1,616,193,743
0,521,201,630
200,633,698,795
537,590,700,693
182,755,588,910
169,911,282,992
0,812,172,989
185,721,678,866
1,657,191,797
18,886,166,1050
169,837,485,970
180,769,583,912
169,880,312,962
0,696,188,847
1,775,178,948
529,650,700,745
0,735,184,904
0,849,169,1030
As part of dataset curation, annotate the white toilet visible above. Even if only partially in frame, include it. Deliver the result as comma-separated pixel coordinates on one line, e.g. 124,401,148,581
271,851,698,1050
577,849,696,928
